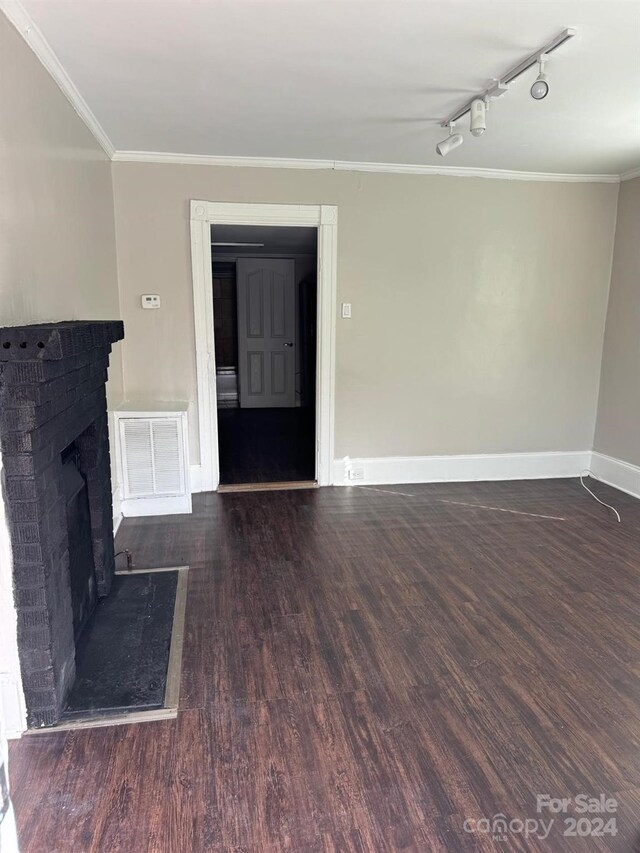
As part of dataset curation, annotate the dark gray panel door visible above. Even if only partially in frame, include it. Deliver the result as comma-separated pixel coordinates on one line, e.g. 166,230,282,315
236,259,296,408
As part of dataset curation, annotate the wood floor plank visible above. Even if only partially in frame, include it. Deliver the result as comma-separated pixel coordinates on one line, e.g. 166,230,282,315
8,477,640,851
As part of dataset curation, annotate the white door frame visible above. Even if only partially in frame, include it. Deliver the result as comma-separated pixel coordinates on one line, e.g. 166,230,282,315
190,200,338,491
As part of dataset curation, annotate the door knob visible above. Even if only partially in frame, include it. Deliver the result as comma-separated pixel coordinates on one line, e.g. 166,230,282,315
283,342,294,347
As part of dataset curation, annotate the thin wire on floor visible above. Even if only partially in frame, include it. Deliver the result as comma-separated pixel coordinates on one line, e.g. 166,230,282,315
579,470,621,523
358,476,623,525
354,485,566,521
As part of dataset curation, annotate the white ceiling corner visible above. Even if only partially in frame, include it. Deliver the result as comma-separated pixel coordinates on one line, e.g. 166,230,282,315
1,0,115,157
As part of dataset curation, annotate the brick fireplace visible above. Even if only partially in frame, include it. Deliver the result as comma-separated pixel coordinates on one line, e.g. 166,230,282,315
0,321,124,727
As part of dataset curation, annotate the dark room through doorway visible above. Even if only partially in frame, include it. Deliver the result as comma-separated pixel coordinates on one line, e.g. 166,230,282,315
211,224,317,487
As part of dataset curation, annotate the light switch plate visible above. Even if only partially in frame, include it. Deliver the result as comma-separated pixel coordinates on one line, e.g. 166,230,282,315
141,294,161,309
341,303,352,319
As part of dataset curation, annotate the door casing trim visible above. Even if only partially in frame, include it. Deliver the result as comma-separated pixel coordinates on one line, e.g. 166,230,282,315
190,201,338,490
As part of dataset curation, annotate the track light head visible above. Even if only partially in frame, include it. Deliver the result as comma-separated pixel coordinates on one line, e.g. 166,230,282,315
530,56,549,100
436,126,464,157
470,98,486,137
530,73,549,99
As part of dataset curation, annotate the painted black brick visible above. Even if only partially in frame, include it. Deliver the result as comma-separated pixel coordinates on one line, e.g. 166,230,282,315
0,321,123,728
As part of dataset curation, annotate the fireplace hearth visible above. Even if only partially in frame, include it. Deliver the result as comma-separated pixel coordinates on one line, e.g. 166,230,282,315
0,321,124,727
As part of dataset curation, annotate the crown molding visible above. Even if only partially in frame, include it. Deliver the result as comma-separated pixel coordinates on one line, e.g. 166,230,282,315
333,160,620,183
112,150,334,170
620,165,640,182
112,150,620,183
1,0,115,158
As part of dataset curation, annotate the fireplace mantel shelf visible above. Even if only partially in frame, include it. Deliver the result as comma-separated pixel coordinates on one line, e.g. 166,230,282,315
0,320,123,362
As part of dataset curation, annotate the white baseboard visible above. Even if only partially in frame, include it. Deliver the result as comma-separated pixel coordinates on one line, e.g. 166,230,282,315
184,452,640,499
333,450,592,487
1,675,26,740
121,494,192,517
589,452,640,500
112,466,195,518
190,464,203,493
113,468,196,519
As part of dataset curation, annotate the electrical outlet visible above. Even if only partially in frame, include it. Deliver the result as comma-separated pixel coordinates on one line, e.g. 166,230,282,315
141,294,161,309
347,466,365,481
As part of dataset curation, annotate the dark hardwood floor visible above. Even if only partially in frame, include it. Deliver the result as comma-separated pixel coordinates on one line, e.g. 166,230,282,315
217,406,316,484
9,478,640,851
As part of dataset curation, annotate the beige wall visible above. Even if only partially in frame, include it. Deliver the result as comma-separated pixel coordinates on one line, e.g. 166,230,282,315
594,177,640,466
112,162,618,464
0,12,122,403
0,11,123,735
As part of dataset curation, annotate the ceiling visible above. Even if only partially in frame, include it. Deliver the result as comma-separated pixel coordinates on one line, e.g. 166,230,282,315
211,225,317,255
13,0,640,176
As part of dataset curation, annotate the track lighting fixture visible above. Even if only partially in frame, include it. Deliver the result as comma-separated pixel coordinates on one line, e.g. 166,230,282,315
485,80,509,101
438,28,575,133
470,99,486,137
435,125,464,157
530,56,549,100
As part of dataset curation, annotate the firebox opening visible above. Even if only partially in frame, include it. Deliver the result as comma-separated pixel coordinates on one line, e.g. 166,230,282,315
61,441,98,642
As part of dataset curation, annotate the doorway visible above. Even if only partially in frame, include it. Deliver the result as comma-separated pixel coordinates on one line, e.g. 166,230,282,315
190,200,337,492
211,225,317,487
